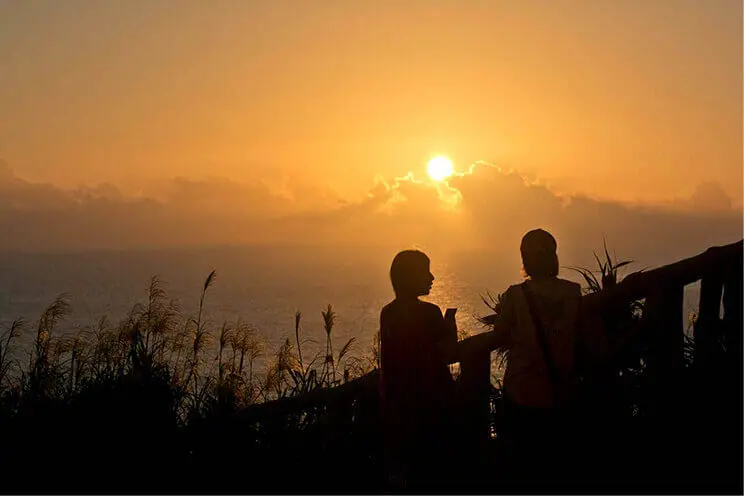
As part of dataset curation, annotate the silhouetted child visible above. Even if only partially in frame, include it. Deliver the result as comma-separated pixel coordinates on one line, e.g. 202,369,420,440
379,250,458,488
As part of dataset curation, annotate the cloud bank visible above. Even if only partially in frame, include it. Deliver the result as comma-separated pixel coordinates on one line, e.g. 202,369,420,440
0,159,740,272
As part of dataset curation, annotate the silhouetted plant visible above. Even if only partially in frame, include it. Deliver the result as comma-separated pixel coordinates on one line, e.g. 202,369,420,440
24,294,70,401
479,291,508,379
184,270,217,395
295,311,304,373
0,319,22,395
322,304,337,383
566,239,638,294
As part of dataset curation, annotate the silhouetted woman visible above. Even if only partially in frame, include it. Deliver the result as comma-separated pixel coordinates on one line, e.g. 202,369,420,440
379,250,458,488
489,229,606,485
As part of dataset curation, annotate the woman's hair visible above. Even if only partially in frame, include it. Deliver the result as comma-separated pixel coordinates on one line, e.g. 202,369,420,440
390,249,430,295
520,228,559,279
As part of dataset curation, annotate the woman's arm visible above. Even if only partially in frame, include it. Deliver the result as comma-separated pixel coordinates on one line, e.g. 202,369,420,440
486,288,514,351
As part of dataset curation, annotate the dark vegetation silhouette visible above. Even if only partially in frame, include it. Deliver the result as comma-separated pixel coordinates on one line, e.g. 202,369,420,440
0,270,377,493
0,239,741,494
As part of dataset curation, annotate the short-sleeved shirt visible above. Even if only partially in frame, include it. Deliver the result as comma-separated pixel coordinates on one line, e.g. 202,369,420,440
379,299,457,424
498,278,583,409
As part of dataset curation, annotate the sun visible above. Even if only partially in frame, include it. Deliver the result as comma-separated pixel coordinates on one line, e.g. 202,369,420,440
427,156,454,181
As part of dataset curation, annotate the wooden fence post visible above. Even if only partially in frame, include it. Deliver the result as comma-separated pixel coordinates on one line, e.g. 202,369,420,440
644,283,685,415
722,257,743,370
458,346,492,455
694,272,725,368
719,254,743,482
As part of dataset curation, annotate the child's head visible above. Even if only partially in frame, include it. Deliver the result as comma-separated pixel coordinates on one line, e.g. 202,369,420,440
390,250,434,297
520,228,559,279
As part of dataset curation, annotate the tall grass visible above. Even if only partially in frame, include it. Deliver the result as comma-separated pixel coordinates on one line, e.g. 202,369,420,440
0,319,22,396
0,270,376,427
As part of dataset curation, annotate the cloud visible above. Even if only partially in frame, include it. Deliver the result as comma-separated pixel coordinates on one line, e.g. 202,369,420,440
682,181,734,212
163,176,295,218
0,160,740,272
445,164,742,268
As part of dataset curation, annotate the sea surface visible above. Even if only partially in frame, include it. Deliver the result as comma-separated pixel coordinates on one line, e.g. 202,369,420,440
0,244,702,371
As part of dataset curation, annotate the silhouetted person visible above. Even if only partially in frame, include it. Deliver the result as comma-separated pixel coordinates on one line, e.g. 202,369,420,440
379,250,458,488
489,229,606,486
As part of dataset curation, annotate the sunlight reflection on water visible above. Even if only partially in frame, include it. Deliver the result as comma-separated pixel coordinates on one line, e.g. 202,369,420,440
0,247,701,385
0,248,505,371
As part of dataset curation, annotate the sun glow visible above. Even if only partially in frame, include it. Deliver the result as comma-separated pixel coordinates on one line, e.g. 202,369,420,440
427,156,454,181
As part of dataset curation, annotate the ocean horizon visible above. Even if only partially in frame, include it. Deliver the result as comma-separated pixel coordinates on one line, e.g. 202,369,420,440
0,244,703,368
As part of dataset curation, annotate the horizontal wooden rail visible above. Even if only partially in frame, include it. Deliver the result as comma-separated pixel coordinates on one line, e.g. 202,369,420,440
584,239,742,307
236,369,379,424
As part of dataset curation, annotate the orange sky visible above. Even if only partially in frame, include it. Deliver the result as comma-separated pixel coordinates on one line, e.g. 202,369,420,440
1,1,742,206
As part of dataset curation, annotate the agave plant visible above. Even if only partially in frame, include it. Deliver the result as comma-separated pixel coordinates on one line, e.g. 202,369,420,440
566,239,637,294
567,241,646,359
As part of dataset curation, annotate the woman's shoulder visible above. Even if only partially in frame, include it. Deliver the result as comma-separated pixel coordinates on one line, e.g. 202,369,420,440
418,300,442,312
382,299,445,320
502,284,523,299
554,278,582,296
380,300,398,319
381,298,440,313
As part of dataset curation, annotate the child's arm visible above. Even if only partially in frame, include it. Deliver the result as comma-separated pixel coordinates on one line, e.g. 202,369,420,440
432,306,458,365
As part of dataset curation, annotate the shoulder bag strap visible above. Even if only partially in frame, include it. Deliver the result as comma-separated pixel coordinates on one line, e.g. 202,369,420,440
521,283,561,405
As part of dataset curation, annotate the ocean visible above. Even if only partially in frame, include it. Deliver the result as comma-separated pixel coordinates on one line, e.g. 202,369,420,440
0,245,510,360
0,244,702,369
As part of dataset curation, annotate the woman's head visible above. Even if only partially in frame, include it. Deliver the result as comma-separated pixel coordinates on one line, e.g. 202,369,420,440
520,228,559,279
390,250,434,297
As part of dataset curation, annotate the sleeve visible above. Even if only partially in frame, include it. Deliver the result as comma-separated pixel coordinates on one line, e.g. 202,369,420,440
379,310,388,402
486,287,515,351
379,310,393,380
575,290,610,374
379,308,407,400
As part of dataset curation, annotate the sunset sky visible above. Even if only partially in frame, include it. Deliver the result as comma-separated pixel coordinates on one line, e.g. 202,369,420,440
1,0,741,206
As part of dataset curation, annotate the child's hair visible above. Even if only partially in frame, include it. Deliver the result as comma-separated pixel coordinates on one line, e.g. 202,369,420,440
520,228,559,278
390,250,429,295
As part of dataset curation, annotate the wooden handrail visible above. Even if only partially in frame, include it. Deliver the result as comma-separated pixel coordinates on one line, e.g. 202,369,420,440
583,239,743,307
236,369,379,424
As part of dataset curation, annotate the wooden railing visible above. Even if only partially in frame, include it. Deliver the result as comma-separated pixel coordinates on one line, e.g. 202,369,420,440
456,239,744,440
236,240,743,446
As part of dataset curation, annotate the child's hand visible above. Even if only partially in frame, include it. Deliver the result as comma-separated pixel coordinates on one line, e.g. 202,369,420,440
444,308,457,335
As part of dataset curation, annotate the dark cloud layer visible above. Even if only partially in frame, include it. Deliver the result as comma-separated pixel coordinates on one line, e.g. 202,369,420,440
0,160,740,273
